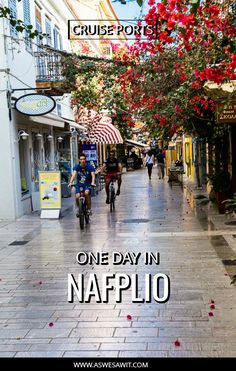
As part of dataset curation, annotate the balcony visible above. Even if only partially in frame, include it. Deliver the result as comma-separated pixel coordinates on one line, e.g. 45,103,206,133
34,46,68,94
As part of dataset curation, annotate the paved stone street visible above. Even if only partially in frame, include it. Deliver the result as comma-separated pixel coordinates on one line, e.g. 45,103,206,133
1,168,236,358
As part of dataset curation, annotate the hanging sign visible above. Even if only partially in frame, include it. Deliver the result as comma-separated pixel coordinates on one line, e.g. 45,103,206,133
217,102,236,123
82,144,98,162
14,93,56,116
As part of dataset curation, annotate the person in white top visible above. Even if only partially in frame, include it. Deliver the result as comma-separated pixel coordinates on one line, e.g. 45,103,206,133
145,150,155,179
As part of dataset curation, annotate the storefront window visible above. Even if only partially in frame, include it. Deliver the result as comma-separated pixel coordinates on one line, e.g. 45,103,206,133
33,136,43,182
44,139,51,170
19,139,29,195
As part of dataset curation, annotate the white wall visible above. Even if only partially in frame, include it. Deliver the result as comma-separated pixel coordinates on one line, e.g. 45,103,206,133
0,0,78,219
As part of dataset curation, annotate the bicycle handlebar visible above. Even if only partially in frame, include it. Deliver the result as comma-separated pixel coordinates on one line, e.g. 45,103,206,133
68,184,96,188
101,172,124,176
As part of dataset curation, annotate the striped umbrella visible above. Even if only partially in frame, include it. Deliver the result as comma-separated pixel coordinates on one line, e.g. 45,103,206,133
76,108,123,144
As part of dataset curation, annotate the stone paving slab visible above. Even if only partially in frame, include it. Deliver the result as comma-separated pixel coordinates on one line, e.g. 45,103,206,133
0,169,236,358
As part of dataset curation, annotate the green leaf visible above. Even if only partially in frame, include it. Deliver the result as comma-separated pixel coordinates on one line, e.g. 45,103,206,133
9,19,17,26
29,32,36,38
15,25,24,32
190,0,200,14
136,0,143,7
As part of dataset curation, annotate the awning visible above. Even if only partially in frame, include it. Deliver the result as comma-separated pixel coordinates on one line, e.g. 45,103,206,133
125,139,149,148
62,117,86,131
69,122,86,131
13,110,65,128
29,113,65,128
75,108,123,143
88,122,123,144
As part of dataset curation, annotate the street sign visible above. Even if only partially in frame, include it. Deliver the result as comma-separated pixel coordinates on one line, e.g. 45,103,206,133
217,102,236,124
14,93,56,116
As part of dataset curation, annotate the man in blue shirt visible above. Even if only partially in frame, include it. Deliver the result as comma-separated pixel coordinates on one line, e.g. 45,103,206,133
69,153,96,216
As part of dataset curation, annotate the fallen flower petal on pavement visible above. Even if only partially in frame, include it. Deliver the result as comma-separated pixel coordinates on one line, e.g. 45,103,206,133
174,339,181,347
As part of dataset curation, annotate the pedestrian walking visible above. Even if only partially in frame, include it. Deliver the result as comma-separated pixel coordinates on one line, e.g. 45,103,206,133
156,149,165,179
145,150,155,179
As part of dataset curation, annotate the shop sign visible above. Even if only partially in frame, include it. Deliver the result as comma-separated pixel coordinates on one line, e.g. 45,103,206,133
15,94,56,116
82,144,97,162
217,102,236,123
39,172,61,210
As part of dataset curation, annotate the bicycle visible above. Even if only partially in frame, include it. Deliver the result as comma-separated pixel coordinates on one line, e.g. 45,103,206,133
109,176,117,212
70,185,91,230
108,172,123,212
101,171,123,212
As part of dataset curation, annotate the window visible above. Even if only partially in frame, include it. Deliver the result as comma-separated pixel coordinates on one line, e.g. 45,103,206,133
35,4,42,48
44,139,51,170
23,0,32,51
53,26,62,50
45,16,52,45
8,0,18,38
59,34,63,50
32,135,43,182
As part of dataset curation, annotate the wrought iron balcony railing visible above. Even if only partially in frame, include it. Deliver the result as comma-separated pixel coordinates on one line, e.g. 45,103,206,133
34,46,66,82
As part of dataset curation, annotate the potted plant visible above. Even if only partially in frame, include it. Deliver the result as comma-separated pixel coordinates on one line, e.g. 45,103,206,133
211,170,231,214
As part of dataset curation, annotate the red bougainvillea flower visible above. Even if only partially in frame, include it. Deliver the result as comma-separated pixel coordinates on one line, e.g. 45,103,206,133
174,339,181,347
210,300,215,304
208,312,214,317
49,322,54,327
210,304,215,310
127,315,132,321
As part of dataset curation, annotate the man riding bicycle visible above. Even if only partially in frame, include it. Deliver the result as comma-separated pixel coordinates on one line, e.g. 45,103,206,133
68,153,96,216
101,150,122,204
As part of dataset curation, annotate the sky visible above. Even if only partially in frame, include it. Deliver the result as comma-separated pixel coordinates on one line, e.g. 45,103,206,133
112,0,149,24
111,0,150,43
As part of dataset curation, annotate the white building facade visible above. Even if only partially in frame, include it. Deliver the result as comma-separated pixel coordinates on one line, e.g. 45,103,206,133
0,0,86,219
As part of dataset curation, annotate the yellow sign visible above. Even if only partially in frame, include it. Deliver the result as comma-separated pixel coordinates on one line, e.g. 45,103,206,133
39,172,61,209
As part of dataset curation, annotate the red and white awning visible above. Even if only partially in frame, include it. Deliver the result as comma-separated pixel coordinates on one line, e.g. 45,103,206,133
75,108,123,144
88,121,123,144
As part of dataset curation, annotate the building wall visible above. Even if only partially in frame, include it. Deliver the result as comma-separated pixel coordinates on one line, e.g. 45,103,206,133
0,0,78,219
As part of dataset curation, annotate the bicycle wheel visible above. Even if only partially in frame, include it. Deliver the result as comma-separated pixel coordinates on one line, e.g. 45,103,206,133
79,199,85,230
110,189,115,212
84,207,90,225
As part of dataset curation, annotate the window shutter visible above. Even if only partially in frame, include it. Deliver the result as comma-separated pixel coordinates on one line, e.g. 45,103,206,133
36,21,42,47
53,27,58,49
23,0,32,50
45,18,52,45
8,0,18,37
59,34,63,50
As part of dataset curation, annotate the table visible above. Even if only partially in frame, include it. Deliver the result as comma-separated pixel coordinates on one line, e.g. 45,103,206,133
168,167,185,187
